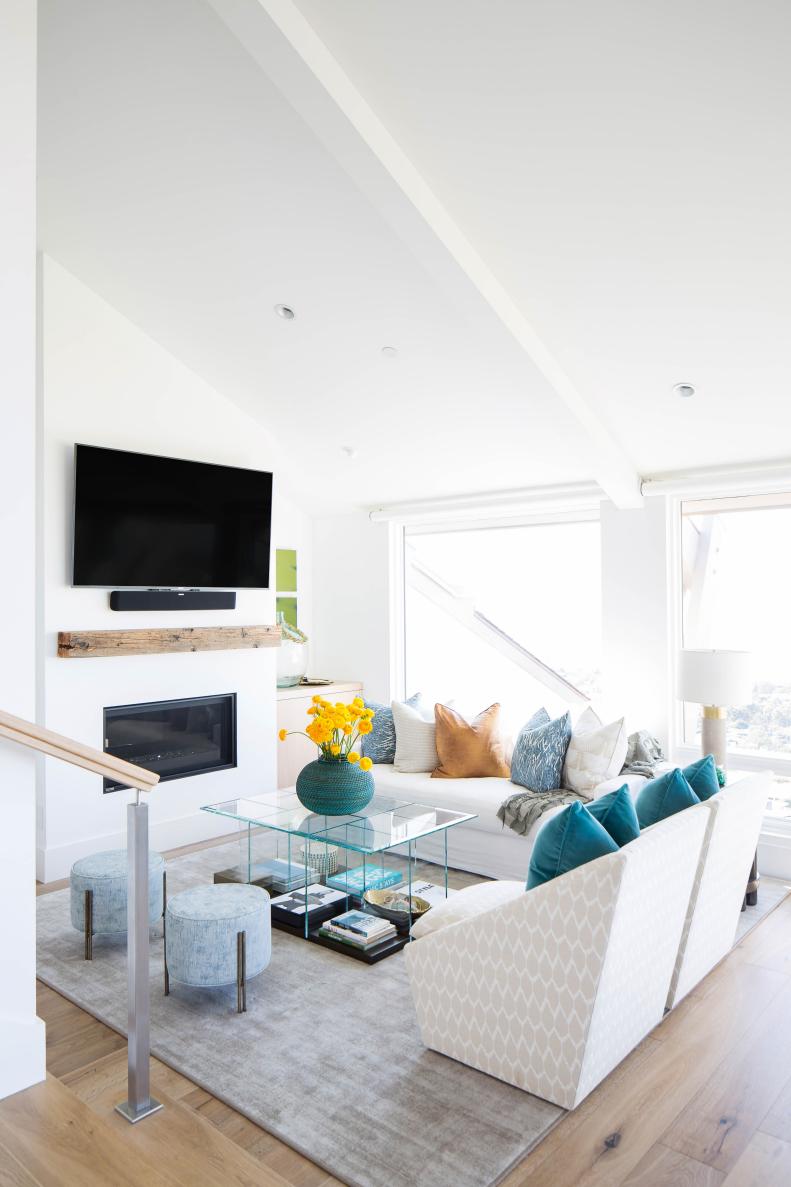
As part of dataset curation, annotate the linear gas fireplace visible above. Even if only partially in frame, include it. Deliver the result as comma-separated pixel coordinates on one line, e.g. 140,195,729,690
103,693,237,792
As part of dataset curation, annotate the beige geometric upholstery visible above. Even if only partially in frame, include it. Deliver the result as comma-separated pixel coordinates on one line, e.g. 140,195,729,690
666,773,770,1009
405,807,708,1109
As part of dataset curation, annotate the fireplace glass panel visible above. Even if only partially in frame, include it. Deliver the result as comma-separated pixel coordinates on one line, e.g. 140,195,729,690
103,693,237,792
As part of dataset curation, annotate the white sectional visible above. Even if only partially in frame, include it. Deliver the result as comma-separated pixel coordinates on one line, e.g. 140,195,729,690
372,764,650,881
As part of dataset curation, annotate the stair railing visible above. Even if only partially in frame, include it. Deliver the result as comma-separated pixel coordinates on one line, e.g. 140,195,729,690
0,708,162,1123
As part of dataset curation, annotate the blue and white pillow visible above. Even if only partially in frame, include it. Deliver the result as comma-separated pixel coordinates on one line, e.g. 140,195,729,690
361,692,423,764
510,710,572,792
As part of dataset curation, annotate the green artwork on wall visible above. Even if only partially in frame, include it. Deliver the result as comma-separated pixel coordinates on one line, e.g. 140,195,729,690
276,596,298,629
276,548,297,593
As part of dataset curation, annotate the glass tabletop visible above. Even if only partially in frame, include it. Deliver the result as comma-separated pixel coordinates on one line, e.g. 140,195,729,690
201,789,476,854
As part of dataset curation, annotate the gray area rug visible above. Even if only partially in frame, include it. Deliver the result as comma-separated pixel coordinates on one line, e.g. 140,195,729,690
37,841,562,1187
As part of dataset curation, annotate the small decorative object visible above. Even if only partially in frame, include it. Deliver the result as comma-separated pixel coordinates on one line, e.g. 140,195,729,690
716,764,727,787
276,612,309,687
363,888,431,932
280,694,376,814
298,841,339,877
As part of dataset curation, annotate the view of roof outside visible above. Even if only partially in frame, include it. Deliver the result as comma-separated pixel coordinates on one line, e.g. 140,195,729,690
404,520,601,740
682,496,791,817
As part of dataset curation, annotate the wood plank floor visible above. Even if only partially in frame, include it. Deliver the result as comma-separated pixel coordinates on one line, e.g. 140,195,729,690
9,839,791,1186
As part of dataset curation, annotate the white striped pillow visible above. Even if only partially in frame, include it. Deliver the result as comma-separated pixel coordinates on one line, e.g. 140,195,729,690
392,698,438,773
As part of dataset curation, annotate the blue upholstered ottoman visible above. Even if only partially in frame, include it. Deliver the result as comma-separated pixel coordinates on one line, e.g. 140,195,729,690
70,849,165,960
164,884,271,1013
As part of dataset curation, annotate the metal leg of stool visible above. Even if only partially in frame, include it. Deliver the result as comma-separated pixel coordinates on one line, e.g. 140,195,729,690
236,930,246,1014
84,889,93,960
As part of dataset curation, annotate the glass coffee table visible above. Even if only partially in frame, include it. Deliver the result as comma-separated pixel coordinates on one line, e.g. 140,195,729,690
201,789,476,961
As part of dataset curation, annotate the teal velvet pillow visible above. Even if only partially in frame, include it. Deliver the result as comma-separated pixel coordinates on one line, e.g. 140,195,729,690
526,801,619,890
635,767,700,829
682,754,720,802
587,785,641,847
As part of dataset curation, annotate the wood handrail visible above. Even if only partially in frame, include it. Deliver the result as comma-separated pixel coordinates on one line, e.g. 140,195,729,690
0,709,159,792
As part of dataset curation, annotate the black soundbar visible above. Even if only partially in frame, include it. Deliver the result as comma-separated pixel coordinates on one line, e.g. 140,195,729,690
110,590,237,612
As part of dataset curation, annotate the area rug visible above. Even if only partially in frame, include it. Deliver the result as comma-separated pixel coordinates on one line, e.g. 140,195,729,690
37,841,562,1187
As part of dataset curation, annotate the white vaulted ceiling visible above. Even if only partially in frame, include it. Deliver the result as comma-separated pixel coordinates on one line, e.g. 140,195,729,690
38,0,791,510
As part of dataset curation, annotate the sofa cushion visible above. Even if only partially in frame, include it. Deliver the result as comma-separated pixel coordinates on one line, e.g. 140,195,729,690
564,714,629,795
411,879,526,940
510,711,571,792
682,754,720,801
432,702,510,779
392,698,438,773
362,692,422,764
587,785,641,846
527,801,619,889
636,767,700,828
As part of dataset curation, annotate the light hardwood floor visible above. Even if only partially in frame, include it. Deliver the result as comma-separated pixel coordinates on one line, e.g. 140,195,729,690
10,839,791,1186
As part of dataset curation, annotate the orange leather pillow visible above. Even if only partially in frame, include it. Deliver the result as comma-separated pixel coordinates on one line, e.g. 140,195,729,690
432,702,511,779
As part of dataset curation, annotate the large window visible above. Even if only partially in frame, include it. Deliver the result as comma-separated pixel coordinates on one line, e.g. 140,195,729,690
681,493,791,816
404,518,601,737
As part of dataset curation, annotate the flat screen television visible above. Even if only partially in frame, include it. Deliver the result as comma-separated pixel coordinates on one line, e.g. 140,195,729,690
72,444,273,588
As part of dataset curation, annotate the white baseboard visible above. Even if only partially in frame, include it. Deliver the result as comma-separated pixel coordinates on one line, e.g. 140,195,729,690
38,810,238,883
0,1014,46,1102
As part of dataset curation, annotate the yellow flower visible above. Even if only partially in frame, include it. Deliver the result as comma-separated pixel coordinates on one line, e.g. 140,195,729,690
347,751,360,764
330,743,340,756
278,728,287,742
358,719,373,735
312,694,322,704
307,705,319,716
343,723,353,735
359,756,373,772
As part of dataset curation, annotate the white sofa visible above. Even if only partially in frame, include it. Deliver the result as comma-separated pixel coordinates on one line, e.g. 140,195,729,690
403,772,770,1109
372,764,650,881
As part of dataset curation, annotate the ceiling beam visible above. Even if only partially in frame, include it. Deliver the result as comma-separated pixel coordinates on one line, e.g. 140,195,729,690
208,0,643,509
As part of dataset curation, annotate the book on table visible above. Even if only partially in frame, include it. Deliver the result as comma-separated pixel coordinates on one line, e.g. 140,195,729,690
319,909,396,948
319,920,397,949
269,884,348,922
325,865,403,895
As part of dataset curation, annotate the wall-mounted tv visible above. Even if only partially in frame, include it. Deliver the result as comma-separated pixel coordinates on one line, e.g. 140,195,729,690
72,445,273,589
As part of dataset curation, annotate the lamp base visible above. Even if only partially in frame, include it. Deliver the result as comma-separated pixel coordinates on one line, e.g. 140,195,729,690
701,706,727,769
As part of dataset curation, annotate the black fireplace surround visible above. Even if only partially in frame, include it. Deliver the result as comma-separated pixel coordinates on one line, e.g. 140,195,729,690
103,693,237,792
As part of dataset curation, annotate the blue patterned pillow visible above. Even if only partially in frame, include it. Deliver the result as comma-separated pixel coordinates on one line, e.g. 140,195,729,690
361,693,422,763
510,711,572,792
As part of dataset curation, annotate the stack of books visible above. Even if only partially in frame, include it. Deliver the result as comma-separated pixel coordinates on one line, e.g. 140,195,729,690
326,865,403,896
257,857,320,894
318,909,397,951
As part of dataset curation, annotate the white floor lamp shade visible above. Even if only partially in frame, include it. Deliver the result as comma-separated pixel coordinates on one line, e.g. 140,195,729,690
677,650,753,768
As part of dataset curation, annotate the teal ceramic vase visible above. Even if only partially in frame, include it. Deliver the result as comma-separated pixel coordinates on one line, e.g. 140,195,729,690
296,757,375,816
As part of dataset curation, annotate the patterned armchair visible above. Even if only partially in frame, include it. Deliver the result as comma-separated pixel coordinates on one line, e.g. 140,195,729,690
667,773,770,1008
405,807,709,1109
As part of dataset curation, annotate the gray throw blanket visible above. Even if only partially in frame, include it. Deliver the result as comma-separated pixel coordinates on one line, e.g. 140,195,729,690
620,730,664,778
497,787,591,837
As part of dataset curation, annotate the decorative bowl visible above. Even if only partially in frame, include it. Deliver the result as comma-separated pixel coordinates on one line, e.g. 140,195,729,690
363,888,431,932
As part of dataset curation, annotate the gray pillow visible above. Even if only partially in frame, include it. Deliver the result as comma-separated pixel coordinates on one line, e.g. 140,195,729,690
361,692,423,763
510,710,572,792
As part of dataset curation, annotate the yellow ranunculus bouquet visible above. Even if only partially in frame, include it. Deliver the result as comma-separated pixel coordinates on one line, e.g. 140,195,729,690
279,695,375,772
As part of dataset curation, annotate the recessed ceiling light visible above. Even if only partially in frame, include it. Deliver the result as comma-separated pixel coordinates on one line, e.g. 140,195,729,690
673,382,695,398
381,345,398,357
341,445,358,459
274,304,295,320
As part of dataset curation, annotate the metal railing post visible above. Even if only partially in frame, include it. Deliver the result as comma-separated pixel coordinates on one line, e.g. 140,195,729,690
115,794,163,1123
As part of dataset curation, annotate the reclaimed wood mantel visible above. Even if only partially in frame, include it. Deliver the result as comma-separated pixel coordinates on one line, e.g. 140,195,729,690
57,625,281,658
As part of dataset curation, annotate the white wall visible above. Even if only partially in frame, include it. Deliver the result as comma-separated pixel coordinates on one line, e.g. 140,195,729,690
0,0,47,1100
600,497,675,750
311,513,393,702
39,257,313,881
